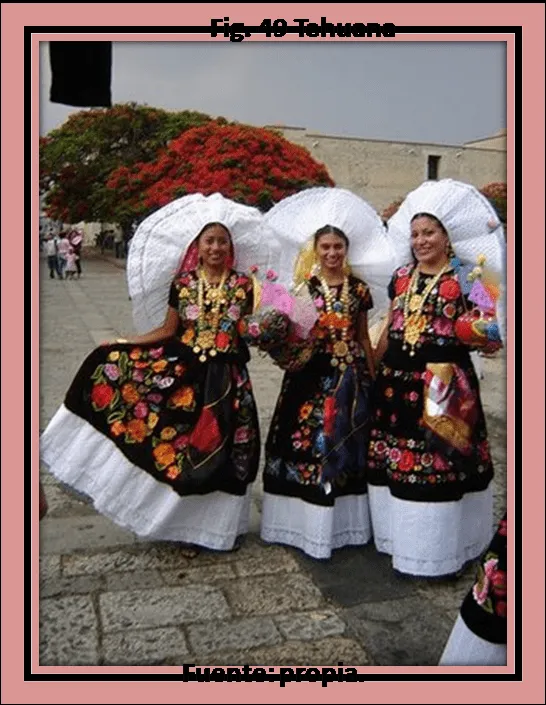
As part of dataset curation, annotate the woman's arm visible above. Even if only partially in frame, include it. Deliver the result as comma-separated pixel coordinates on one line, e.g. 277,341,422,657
372,305,393,365
107,305,180,346
357,310,377,379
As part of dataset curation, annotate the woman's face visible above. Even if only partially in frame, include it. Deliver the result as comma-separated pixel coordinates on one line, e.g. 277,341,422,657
410,216,449,267
198,224,232,268
315,233,348,273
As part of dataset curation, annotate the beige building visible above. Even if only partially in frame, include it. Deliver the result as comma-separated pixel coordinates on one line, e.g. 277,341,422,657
267,125,507,213
45,127,505,246
464,128,507,151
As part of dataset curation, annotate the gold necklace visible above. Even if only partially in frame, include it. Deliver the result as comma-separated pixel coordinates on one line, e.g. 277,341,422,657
318,272,353,371
402,263,449,356
193,268,229,362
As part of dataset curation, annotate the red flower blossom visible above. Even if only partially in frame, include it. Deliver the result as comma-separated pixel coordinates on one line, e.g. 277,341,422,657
91,383,115,410
398,450,416,472
395,276,410,295
189,407,221,453
439,279,461,301
108,122,334,216
495,600,507,618
215,332,231,350
324,396,337,437
491,569,507,597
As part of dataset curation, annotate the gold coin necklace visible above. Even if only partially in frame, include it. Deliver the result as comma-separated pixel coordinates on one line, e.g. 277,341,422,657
193,269,228,362
402,263,449,356
318,273,353,371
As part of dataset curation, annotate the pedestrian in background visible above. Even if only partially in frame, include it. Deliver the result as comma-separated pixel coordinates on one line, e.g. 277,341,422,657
114,230,124,259
64,246,79,280
44,233,61,279
69,230,84,278
56,232,71,279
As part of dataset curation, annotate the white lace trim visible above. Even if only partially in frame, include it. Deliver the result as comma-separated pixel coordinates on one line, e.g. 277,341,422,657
40,405,251,549
260,492,372,559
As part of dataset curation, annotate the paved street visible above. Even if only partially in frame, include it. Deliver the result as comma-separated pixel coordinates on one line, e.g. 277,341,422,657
39,252,507,667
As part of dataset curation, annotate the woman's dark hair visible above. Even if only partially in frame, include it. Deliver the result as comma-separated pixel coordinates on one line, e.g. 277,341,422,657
313,225,349,249
410,213,452,263
196,222,234,263
197,222,232,241
410,212,448,238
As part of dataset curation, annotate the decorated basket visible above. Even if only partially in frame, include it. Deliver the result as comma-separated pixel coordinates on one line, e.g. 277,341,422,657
454,254,503,349
454,309,501,348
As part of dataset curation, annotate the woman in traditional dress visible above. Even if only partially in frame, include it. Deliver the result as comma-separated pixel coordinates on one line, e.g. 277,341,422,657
367,179,505,578
40,196,273,555
261,226,375,559
439,513,507,665
259,188,395,559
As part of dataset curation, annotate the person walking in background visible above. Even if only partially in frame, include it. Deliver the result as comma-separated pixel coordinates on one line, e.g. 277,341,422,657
56,232,71,279
69,230,84,278
64,246,79,280
114,229,124,259
44,233,61,279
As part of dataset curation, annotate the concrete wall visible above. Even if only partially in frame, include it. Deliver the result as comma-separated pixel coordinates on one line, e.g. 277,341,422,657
464,129,507,151
268,126,506,212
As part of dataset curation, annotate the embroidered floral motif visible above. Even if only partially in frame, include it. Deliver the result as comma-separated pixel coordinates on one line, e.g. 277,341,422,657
369,430,468,485
173,270,253,355
388,265,469,351
307,276,373,362
85,274,258,483
263,276,373,491
472,551,507,616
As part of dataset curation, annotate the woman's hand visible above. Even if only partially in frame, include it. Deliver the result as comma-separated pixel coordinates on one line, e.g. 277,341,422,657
479,340,503,357
100,338,129,347
371,308,393,366
99,307,180,348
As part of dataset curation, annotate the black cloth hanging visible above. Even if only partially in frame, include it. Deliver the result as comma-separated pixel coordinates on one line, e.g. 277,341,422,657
49,41,112,108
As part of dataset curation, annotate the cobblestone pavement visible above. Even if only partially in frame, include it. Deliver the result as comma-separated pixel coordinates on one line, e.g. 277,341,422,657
39,252,507,667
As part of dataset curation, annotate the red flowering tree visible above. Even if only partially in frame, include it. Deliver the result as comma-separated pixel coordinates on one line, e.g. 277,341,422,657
40,103,216,226
107,122,334,224
479,182,507,226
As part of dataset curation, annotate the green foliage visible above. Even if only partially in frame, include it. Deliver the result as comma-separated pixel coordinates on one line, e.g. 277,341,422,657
40,103,217,227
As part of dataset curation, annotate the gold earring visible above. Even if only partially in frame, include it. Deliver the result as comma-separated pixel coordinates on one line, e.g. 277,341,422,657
343,256,351,276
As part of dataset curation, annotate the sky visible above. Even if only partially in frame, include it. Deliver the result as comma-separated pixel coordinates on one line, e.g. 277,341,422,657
39,41,506,145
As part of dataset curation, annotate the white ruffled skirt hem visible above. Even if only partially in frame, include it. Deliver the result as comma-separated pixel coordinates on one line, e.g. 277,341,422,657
260,491,372,560
40,405,251,550
368,484,494,576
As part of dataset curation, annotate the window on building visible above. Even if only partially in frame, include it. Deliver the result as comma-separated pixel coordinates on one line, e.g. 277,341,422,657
427,155,441,180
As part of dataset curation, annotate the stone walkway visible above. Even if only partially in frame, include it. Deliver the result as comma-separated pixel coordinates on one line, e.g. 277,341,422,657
39,252,507,667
